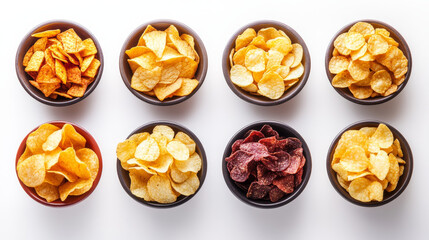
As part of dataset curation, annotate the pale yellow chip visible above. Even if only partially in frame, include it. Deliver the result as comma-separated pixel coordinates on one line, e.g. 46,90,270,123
369,123,394,150
367,34,389,56
174,132,196,155
147,175,177,203
153,77,183,101
281,53,295,68
284,63,304,81
42,129,62,152
345,32,365,51
174,78,199,96
257,71,285,100
349,177,372,202
153,125,175,141
385,153,400,192
245,48,266,72
117,139,138,163
167,140,190,161
235,28,256,51
329,56,350,74
147,154,173,173
334,33,351,55
143,30,167,58
17,154,46,187
371,70,392,94
359,127,377,138
127,52,159,73
127,159,157,174
170,164,191,183
135,137,160,162
270,65,290,79
331,70,352,88
368,181,384,201
340,146,368,172
347,171,373,182
337,174,350,191
348,60,370,81
266,50,284,69
27,123,60,154
230,64,253,87
129,168,153,201
170,173,199,196
45,148,62,170
369,151,390,181
266,37,292,55
349,85,373,99
290,43,303,68
175,152,202,173
35,183,59,202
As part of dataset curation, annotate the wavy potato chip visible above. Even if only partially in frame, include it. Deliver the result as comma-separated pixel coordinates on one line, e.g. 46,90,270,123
371,70,392,94
245,48,266,72
348,60,370,81
331,70,352,88
368,34,388,55
340,146,369,172
154,77,183,101
334,33,351,55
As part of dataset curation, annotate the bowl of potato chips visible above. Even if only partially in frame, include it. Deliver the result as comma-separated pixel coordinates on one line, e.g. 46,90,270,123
16,20,104,106
327,121,413,207
15,121,102,207
116,121,207,208
222,21,311,106
119,20,208,106
326,20,412,105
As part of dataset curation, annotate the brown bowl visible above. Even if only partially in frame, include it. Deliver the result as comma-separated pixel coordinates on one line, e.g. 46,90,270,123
222,20,311,106
325,20,412,105
116,121,207,208
15,121,103,207
326,120,413,207
15,20,104,107
119,20,208,106
222,121,312,208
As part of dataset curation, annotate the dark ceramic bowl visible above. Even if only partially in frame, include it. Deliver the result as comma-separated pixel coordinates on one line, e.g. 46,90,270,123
16,20,104,107
117,121,207,208
325,20,412,105
326,120,413,207
222,121,312,208
222,20,311,106
15,121,103,207
119,20,208,106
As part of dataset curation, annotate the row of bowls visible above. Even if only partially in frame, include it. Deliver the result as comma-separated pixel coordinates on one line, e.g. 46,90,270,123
16,120,413,208
16,19,412,107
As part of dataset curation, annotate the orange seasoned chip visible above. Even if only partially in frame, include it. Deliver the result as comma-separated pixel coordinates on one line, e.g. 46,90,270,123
57,28,82,53
36,64,55,83
33,37,48,52
82,58,100,78
80,38,98,57
80,55,95,73
23,46,34,67
25,51,44,72
32,29,61,38
66,65,82,84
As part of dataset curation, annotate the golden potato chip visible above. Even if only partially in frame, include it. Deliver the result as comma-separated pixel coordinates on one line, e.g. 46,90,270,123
281,53,295,68
27,123,60,154
347,171,373,181
354,73,372,87
368,34,389,55
125,46,151,59
368,181,383,201
131,66,161,91
369,151,390,181
173,78,198,96
340,146,368,172
266,50,283,69
359,52,375,62
369,123,394,151
128,52,159,73
348,60,370,81
76,148,99,181
258,27,282,41
159,61,180,85
59,179,92,201
394,139,403,158
127,159,157,174
235,28,256,51
290,43,303,68
135,137,160,162
174,132,196,155
159,46,183,63
32,29,61,38
349,22,375,39
170,164,191,183
349,85,373,99
61,124,86,150
17,147,32,166
329,56,350,74
57,147,90,179
44,172,64,186
143,30,167,58
229,48,234,67
129,168,153,201
154,77,183,101
82,58,100,78
385,153,400,191
334,33,351,55
266,37,292,55
147,154,173,173
334,130,368,159
147,175,177,203
349,177,372,202
181,34,195,48
233,45,256,66
359,127,377,137
175,152,202,173
269,65,290,79
168,30,198,61
350,43,367,60
42,129,62,152
230,64,253,87
345,32,365,51
337,174,350,191
257,71,285,100
371,70,392,94
331,70,352,88
245,48,266,72
249,35,268,50
44,147,62,170
25,51,44,72
17,154,46,187
57,29,82,53
285,63,304,81
35,183,59,202
167,140,190,161
375,46,408,78
170,173,199,196
153,125,175,141
393,75,405,86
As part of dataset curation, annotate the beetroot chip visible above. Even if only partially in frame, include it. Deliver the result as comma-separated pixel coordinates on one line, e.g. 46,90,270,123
291,148,306,170
226,150,256,182
240,142,270,160
269,186,285,202
260,124,280,139
257,164,277,185
258,136,278,153
246,181,272,199
273,175,295,194
231,139,244,153
295,168,304,186
261,151,290,172
242,130,265,143
284,137,302,152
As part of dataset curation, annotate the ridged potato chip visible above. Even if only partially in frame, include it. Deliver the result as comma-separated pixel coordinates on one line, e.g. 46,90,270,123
348,60,370,81
349,85,373,99
349,22,375,39
334,33,351,55
334,130,368,159
331,70,352,88
368,34,388,55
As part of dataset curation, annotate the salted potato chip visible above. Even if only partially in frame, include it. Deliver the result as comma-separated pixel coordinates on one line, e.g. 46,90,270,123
347,171,373,181
266,37,292,55
135,137,160,162
148,154,173,173
282,53,295,68
368,181,383,201
44,171,64,186
368,34,388,55
258,27,282,41
153,125,175,141
59,179,92,201
369,151,390,181
349,22,375,39
154,77,183,101
129,168,153,201
348,60,370,81
334,33,351,55
167,140,190,161
331,70,352,88
76,148,99,181
371,70,392,94
170,173,199,196
334,130,368,159
290,43,303,68
349,177,372,202
42,129,62,152
230,64,253,87
170,164,191,183
394,139,403,157
61,124,86,150
27,123,60,154
359,127,377,137
175,152,202,173
233,45,256,66
266,50,283,69
147,175,177,203
57,147,91,179
125,46,151,59
285,63,304,80
257,71,285,100
385,153,400,191
245,48,266,72
337,174,350,191
340,146,368,172
369,123,394,150
35,183,59,202
128,52,159,72
127,159,157,174
17,154,46,187
249,35,268,50
174,132,196,155
235,28,256,51
350,43,367,60
168,31,198,61
329,56,350,74
345,32,365,51
174,78,198,96
349,84,373,99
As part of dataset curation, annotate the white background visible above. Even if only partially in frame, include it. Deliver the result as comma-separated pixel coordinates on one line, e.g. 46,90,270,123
1,0,427,239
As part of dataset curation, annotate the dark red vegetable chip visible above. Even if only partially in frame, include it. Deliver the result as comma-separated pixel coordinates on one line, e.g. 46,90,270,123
273,175,295,194
257,164,277,185
260,124,279,139
242,130,265,143
284,137,302,152
246,182,272,199
269,186,285,202
278,153,301,175
295,168,304,186
261,151,290,172
231,139,243,153
258,136,278,153
226,150,256,182
240,142,270,161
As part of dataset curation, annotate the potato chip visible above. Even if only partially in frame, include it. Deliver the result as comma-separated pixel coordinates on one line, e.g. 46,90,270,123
35,183,59,202
154,77,183,101
333,130,368,159
290,43,303,68
282,53,295,68
168,30,198,61
369,151,390,181
349,177,372,202
385,153,400,191
334,33,351,55
167,140,190,161
61,124,86,150
349,22,375,39
59,179,92,201
337,174,350,191
349,85,373,99
348,60,370,81
174,132,196,155
266,37,292,55
347,171,373,181
57,147,91,179
42,129,62,152
340,146,368,172
233,45,255,66
230,64,253,87
369,123,394,150
173,78,198,96
375,46,408,78
170,173,199,196
170,164,191,183
345,32,365,50
148,154,173,173
143,30,166,58
235,28,256,50
329,56,350,74
131,66,161,91
258,27,282,41
129,169,152,201
175,152,202,173
32,29,61,38
331,70,352,88
249,35,268,50
44,171,64,186
285,63,304,80
368,34,388,55
245,48,266,72
266,50,283,69
359,127,377,137
153,125,175,141
147,175,177,203
135,137,160,162
17,154,46,187
350,43,367,60
27,123,60,154
76,148,99,181
371,70,392,94
368,181,383,201
257,71,285,100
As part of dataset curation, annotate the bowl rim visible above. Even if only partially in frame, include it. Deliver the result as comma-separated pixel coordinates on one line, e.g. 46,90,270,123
222,20,311,106
15,19,104,107
325,19,412,105
119,19,208,106
15,120,103,207
222,120,312,208
116,120,207,208
326,120,413,207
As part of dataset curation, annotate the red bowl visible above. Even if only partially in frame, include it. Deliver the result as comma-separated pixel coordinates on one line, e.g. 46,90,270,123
15,121,103,207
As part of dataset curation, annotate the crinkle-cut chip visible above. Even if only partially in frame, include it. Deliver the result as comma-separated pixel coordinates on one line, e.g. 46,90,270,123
129,168,153,201
266,37,292,55
349,84,373,99
174,132,196,155
167,140,190,161
66,65,82,84
32,29,61,38
257,71,285,100
371,70,392,94
230,64,253,87
59,179,91,201
257,27,282,41
368,34,389,56
246,182,272,199
135,137,160,161
241,83,258,93
181,34,195,48
80,55,95,73
33,37,48,52
245,48,266,72
153,125,175,141
369,151,390,181
233,45,256,66
349,177,372,202
76,148,99,181
334,130,368,159
249,35,268,50
27,123,60,154
57,147,91,179
42,129,62,152
273,174,295,194
61,124,86,150
23,46,34,67
290,43,303,68
17,154,46,187
284,63,304,80
368,181,384,201
82,58,100,78
349,22,375,39
235,28,256,51
374,28,390,37
143,30,166,58
57,29,82,53
340,146,368,172
350,43,367,61
35,64,55,84
347,171,373,181
334,33,351,55
329,56,350,74
25,51,44,72
147,174,177,203
171,173,199,196
369,123,394,150
154,77,183,101
35,183,59,202
345,32,365,51
382,84,397,97
331,70,352,88
128,52,159,73
79,38,98,57
131,66,161,91
54,59,67,84
359,127,377,138
332,48,340,56
348,60,370,81
125,46,151,59
337,174,350,191
393,75,405,86
266,50,283,69
170,164,191,183
281,53,295,68
147,154,173,173
375,46,408,78
386,153,400,190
